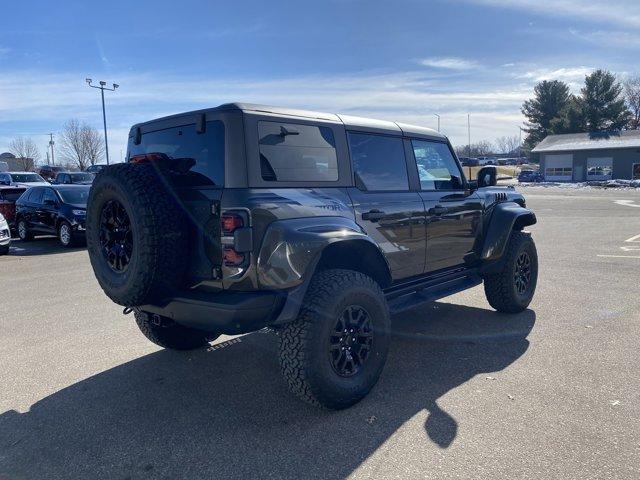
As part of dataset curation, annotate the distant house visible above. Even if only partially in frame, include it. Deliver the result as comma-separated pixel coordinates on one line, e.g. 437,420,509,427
0,152,35,172
531,131,640,182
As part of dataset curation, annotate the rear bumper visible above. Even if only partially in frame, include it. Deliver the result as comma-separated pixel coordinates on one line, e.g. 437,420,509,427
138,289,287,334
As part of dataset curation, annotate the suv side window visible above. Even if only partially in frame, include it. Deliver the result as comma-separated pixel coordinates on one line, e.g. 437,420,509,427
348,133,408,191
258,121,338,182
42,188,57,204
29,188,43,204
412,139,463,191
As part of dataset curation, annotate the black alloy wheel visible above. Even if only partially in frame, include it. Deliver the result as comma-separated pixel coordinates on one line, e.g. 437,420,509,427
99,199,133,272
329,305,374,377
514,251,532,295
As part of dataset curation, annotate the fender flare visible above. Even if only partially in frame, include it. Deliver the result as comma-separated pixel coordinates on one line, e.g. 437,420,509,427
257,216,390,289
256,217,391,324
480,202,536,264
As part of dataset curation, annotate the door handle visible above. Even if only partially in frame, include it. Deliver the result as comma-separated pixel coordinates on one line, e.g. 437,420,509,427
428,205,449,215
362,209,386,222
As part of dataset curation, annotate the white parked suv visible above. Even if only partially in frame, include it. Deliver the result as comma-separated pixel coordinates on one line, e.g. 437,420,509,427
0,213,10,255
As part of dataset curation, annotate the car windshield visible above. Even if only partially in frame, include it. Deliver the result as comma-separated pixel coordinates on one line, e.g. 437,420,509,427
11,173,45,182
56,187,91,205
70,173,94,182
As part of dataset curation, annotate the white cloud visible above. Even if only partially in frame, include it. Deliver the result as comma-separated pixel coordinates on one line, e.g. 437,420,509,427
419,57,480,70
459,0,640,29
569,29,640,49
515,66,593,84
3,64,606,155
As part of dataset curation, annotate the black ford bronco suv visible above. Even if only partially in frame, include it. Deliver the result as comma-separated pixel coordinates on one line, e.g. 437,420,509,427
86,103,537,410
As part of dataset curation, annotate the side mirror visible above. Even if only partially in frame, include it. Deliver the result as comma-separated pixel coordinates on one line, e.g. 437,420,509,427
477,166,497,188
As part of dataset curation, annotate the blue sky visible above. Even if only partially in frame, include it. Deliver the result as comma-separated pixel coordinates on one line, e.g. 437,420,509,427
1,0,639,162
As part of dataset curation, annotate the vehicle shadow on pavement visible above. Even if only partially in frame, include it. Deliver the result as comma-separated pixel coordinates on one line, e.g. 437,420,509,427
7,237,86,256
0,302,534,480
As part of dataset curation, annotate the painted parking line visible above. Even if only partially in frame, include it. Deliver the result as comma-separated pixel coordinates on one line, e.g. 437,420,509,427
597,254,640,259
625,233,640,243
614,200,640,207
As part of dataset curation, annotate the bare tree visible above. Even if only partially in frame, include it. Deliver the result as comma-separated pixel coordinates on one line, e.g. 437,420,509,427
625,76,640,130
83,126,105,166
9,137,40,171
59,119,104,170
495,135,521,155
455,141,494,158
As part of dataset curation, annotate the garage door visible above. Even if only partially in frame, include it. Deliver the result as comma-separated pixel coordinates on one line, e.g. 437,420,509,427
545,154,573,181
587,157,613,180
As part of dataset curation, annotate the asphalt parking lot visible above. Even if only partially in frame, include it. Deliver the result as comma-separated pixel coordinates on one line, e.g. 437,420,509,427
1,186,640,480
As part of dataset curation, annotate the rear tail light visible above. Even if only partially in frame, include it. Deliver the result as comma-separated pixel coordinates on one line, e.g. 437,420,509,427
129,152,170,164
221,212,245,235
223,246,245,266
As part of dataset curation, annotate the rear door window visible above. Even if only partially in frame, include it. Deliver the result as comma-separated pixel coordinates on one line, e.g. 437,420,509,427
42,189,57,204
128,121,225,186
258,121,338,182
29,188,43,204
348,133,408,191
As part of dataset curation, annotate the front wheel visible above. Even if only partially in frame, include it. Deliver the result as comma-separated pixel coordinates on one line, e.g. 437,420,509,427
278,269,390,410
484,231,538,313
58,221,77,247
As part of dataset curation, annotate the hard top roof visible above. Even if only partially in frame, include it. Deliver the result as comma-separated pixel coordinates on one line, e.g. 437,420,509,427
130,102,447,140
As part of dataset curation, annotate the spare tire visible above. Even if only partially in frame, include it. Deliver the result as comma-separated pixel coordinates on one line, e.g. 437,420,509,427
86,163,189,306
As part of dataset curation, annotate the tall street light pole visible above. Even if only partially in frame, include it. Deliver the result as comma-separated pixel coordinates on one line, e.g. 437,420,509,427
434,114,440,132
86,78,119,165
48,133,55,165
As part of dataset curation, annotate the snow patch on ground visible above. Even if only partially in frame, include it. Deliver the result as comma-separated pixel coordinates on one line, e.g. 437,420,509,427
516,179,640,190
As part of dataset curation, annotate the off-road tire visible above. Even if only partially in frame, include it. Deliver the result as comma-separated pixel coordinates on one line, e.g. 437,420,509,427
134,311,219,350
86,163,189,306
278,269,390,410
484,231,538,313
17,219,33,241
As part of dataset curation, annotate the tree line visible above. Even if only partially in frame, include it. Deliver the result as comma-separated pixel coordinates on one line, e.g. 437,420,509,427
522,70,639,149
7,119,104,171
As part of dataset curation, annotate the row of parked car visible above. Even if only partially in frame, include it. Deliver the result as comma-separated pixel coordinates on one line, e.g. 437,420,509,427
0,169,95,254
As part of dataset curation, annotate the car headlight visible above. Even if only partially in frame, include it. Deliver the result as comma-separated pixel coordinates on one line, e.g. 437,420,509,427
72,209,86,216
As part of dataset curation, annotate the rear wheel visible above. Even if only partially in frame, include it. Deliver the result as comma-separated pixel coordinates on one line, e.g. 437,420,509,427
484,231,538,313
134,311,219,350
17,219,33,241
278,269,390,409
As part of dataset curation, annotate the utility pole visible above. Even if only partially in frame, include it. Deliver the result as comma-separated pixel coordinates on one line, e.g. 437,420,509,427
517,125,523,159
434,114,440,132
467,114,471,158
48,133,55,165
86,78,119,165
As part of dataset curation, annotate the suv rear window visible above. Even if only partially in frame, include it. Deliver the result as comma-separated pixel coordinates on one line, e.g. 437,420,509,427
258,121,338,182
1,188,26,202
127,121,225,186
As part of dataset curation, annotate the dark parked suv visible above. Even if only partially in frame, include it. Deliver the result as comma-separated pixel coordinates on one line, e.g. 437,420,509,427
87,103,538,409
16,184,90,247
